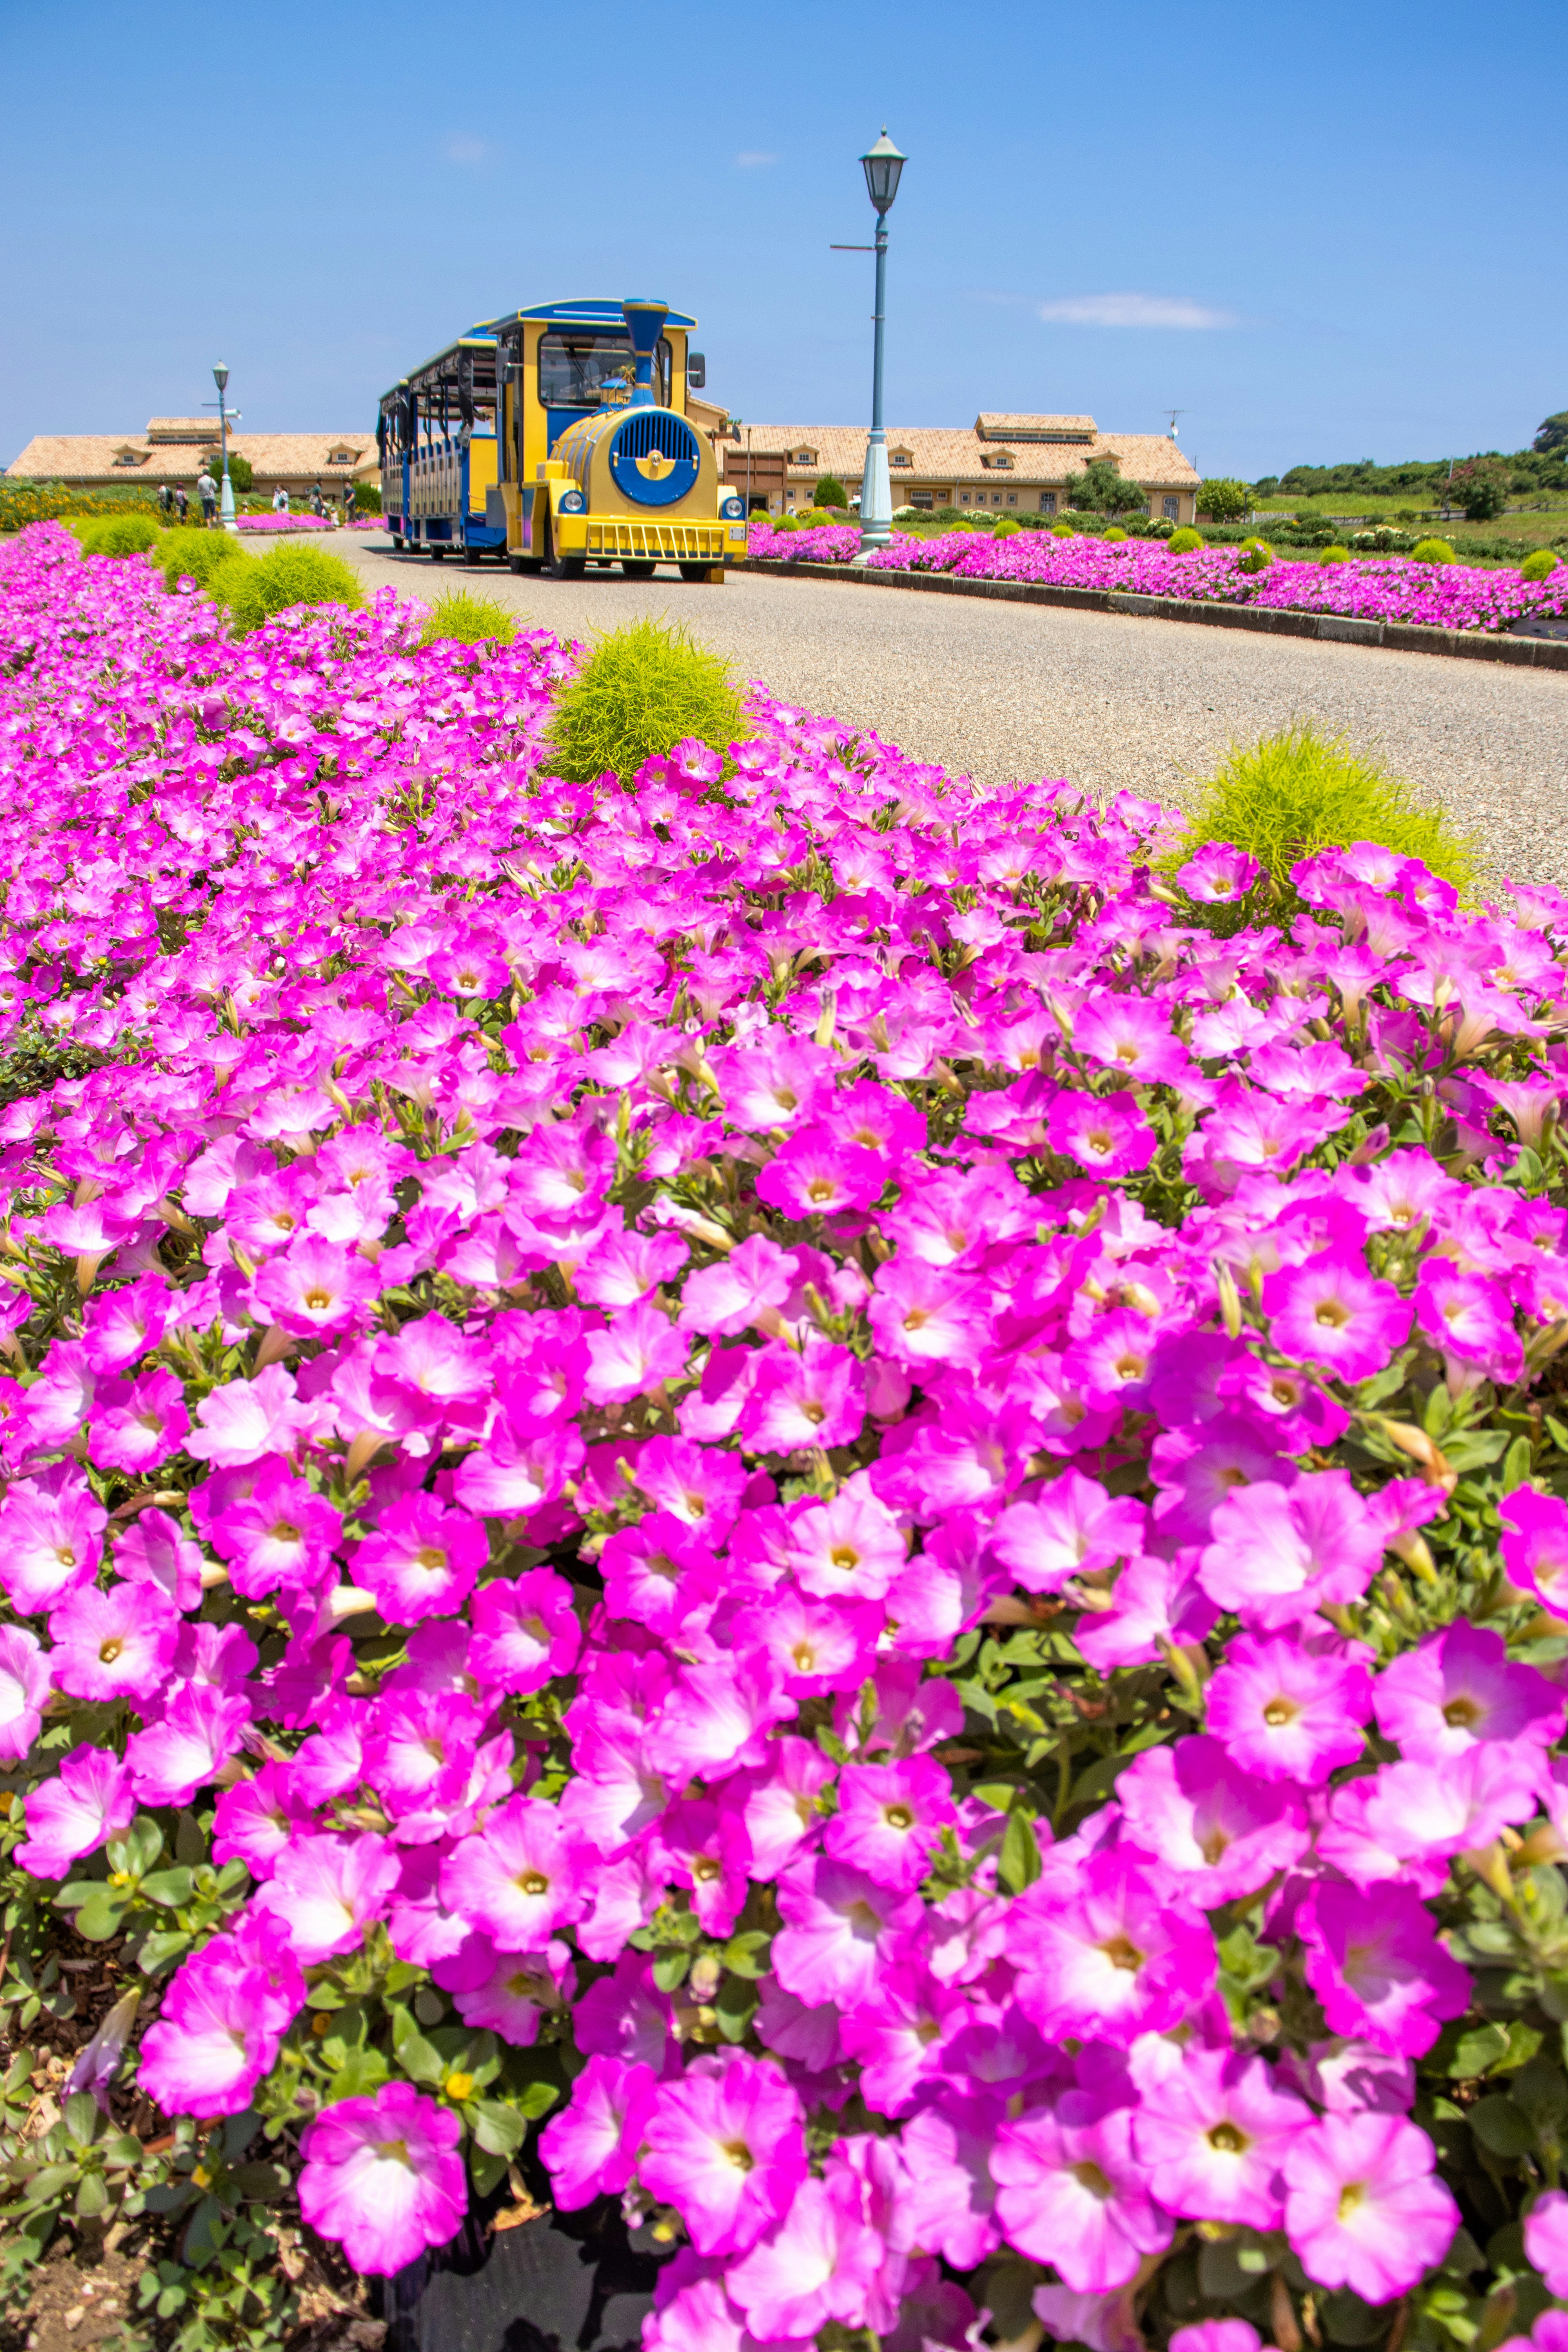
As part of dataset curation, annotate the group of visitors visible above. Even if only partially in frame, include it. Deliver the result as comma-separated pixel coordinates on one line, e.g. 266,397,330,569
155,475,361,528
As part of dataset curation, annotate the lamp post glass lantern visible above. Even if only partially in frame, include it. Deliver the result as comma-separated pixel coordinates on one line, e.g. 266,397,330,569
856,129,905,554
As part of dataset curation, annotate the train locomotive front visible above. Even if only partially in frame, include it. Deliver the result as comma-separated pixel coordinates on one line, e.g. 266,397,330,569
379,296,746,583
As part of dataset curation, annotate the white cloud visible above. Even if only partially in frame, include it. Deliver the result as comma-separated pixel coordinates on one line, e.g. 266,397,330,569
1036,292,1236,330
734,150,777,168
445,135,488,166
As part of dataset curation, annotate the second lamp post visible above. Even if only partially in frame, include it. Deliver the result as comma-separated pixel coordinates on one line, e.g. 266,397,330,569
854,130,906,554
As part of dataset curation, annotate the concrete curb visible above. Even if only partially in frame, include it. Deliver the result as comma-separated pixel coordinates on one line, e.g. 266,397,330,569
734,558,1568,672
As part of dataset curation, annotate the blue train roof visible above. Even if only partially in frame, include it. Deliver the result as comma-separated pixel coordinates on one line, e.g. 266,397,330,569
477,298,698,331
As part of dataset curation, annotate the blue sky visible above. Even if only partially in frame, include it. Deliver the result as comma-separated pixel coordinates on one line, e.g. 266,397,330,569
2,0,1562,483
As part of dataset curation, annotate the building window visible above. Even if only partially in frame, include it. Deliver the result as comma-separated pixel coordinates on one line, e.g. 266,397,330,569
890,450,912,467
1039,492,1057,515
1007,493,1017,506
1163,495,1180,521
911,492,933,509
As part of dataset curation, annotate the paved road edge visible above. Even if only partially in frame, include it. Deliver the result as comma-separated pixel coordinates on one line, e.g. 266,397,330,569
734,559,1568,672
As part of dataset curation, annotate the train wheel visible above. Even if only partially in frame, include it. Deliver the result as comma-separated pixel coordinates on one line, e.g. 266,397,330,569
546,555,586,580
621,560,656,578
678,563,725,584
508,555,544,575
463,548,482,566
430,548,447,562
390,534,404,550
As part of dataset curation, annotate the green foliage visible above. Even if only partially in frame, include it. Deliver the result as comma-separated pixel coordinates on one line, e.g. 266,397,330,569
544,616,750,785
1167,526,1204,554
78,512,160,557
1049,521,1075,538
418,588,520,648
1072,457,1147,517
1521,547,1560,581
1251,474,1281,499
1236,535,1274,573
0,479,161,532
350,479,381,514
1412,537,1457,564
1449,456,1511,521
1198,477,1252,522
770,513,801,532
1102,525,1127,543
1321,543,1352,564
1536,412,1568,455
220,453,254,494
992,515,1022,537
157,529,248,595
812,474,849,510
1170,722,1476,913
215,544,365,636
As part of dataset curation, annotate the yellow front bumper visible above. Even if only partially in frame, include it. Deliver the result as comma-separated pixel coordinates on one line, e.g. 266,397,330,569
556,516,748,560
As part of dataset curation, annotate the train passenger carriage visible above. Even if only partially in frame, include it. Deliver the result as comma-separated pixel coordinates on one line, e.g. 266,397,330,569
378,297,746,582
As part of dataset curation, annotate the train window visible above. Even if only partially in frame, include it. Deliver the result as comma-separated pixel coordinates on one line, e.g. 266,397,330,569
539,333,672,411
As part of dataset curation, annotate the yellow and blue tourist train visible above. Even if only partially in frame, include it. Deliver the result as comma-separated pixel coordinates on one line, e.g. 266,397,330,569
377,297,746,583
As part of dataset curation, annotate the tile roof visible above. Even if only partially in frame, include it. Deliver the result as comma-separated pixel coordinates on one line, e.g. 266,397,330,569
720,424,1200,490
146,417,223,442
6,432,379,483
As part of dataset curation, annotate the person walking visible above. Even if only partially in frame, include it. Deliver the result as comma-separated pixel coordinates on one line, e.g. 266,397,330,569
272,485,290,515
341,479,356,526
310,480,325,517
158,483,172,523
174,483,189,524
196,467,218,527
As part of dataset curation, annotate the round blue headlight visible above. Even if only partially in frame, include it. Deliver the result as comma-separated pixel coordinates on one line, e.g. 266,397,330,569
558,489,585,514
720,495,745,521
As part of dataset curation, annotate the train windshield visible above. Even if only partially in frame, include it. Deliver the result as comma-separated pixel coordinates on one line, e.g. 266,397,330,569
538,331,671,410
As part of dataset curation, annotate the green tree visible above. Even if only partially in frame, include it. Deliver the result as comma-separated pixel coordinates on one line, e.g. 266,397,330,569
1252,475,1280,499
1447,456,1510,521
1071,457,1147,516
224,453,254,493
1534,412,1568,454
1197,477,1251,522
813,474,850,510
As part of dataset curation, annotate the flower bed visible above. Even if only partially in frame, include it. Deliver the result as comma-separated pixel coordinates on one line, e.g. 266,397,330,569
5,517,1568,2349
236,514,339,535
747,521,1568,633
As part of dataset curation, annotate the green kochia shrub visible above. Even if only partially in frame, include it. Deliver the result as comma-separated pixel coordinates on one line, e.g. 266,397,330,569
1171,722,1476,912
813,474,849,510
418,589,519,648
1236,537,1274,573
992,516,1022,537
215,545,365,637
1321,544,1352,565
77,513,160,557
1521,548,1560,581
1167,527,1204,554
1412,537,1456,565
157,529,248,593
544,617,750,784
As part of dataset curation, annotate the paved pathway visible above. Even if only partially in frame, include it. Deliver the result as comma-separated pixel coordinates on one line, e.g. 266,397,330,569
332,535,1568,884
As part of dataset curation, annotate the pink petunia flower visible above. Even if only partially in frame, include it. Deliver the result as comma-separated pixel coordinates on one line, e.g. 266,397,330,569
47,1579,180,1704
1298,1881,1471,2057
1203,1631,1373,1784
724,2175,885,2339
1132,2049,1312,2228
824,1757,956,1891
439,1794,593,1947
353,1491,488,1624
297,2081,467,2275
0,1625,52,1760
993,2100,1174,2291
258,1831,402,1962
16,1746,135,1880
1282,2112,1458,2303
639,2052,808,2257
539,2052,660,2207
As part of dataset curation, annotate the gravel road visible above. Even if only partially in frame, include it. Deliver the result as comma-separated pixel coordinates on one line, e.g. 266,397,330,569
332,535,1568,884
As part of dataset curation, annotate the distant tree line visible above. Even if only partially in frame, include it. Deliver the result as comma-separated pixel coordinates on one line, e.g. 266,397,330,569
1252,415,1568,516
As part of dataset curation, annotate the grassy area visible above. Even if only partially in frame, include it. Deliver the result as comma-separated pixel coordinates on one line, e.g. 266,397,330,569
1253,491,1568,542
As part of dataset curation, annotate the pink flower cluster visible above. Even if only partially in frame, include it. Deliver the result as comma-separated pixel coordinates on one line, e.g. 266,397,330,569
235,514,340,534
4,518,1568,2338
748,519,1568,634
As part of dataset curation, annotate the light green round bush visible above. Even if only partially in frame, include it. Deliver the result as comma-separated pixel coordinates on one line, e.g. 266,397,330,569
157,528,247,594
770,514,801,532
418,589,519,649
1237,537,1274,574
1320,545,1352,566
1103,526,1127,543
79,513,160,557
1521,548,1559,582
216,544,366,636
544,617,749,784
1050,521,1075,539
1167,527,1204,555
1411,538,1455,565
993,516,1022,537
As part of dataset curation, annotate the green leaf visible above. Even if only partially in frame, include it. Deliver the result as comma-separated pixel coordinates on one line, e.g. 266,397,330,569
74,2169,110,2220
120,1815,165,1878
63,2092,102,2145
384,1960,423,1995
468,2145,509,2200
720,1932,772,1980
138,1867,195,1909
1513,2060,1568,2131
393,2032,445,2087
1545,1415,1568,1454
1502,1435,1536,1495
516,2078,560,2121
1451,2023,1512,2079
652,1949,691,1993
134,1928,194,1975
998,1809,1042,1895
469,2099,527,2158
227,2161,289,2203
72,1886,129,1942
1469,2095,1536,2159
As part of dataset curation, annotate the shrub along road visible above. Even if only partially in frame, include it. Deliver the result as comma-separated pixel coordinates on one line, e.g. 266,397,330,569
332,535,1568,884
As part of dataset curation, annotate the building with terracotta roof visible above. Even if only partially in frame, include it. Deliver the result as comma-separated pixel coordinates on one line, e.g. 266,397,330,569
5,419,379,498
719,414,1200,523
